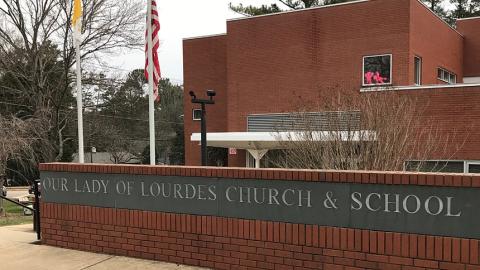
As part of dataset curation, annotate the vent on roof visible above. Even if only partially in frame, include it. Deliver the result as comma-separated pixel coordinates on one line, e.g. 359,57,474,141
247,111,361,132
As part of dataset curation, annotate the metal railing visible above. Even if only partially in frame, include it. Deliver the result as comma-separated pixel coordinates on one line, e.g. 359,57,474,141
0,180,41,240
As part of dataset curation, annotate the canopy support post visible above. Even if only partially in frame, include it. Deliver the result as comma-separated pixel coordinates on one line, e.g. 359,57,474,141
247,149,268,169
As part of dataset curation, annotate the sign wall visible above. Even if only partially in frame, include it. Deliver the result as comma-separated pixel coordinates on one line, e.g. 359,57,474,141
41,171,479,239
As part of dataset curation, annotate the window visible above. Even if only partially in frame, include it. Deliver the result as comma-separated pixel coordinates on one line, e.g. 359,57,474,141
414,56,422,85
467,162,480,174
405,160,464,173
437,68,456,84
405,160,480,173
363,54,392,86
192,109,201,121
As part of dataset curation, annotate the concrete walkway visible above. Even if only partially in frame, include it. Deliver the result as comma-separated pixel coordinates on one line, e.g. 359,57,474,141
0,224,204,270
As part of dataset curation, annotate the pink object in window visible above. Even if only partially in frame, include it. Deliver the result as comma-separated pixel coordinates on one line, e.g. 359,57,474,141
373,72,387,84
364,71,374,84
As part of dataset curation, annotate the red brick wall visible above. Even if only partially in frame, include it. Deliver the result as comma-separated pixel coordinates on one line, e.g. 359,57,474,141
409,0,464,84
183,0,476,167
41,163,480,270
183,35,228,166
374,85,480,160
225,0,411,132
457,18,480,77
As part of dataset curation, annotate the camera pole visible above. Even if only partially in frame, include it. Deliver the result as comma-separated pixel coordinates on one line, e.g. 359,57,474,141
189,90,216,166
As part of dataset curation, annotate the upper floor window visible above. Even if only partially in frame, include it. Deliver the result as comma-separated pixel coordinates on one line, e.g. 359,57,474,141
363,54,392,86
414,56,422,85
437,68,456,84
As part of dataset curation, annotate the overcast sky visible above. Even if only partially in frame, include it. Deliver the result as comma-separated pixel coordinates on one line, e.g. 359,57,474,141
109,0,455,84
107,0,277,84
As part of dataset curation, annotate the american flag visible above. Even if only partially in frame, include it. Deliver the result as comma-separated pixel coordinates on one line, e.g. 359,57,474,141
145,0,161,101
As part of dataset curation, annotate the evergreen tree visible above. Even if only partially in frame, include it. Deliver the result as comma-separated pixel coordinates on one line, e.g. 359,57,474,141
449,0,480,20
230,0,353,16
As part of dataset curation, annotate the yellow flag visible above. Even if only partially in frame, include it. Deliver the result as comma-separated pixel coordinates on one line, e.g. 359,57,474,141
72,0,82,42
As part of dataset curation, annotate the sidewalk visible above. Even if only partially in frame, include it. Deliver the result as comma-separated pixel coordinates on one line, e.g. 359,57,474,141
0,224,204,270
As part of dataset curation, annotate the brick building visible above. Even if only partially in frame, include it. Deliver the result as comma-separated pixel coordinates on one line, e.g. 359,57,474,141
183,0,480,172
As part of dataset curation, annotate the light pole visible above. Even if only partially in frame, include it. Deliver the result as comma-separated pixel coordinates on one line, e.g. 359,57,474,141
189,90,216,166
90,146,96,163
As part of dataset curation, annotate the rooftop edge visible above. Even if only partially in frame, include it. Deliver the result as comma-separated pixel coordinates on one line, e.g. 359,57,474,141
183,33,227,41
226,0,369,22
457,15,480,21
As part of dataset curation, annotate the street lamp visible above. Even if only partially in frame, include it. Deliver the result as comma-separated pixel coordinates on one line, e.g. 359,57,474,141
91,146,96,163
189,90,216,166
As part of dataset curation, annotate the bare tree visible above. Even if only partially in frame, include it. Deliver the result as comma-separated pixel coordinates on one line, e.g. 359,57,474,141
107,139,138,164
0,112,52,215
0,0,144,163
272,89,463,171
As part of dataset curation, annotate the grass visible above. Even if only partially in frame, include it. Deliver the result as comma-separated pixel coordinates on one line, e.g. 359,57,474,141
0,199,34,227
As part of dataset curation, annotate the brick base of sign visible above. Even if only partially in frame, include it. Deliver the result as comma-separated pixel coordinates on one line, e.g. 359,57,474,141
42,202,480,270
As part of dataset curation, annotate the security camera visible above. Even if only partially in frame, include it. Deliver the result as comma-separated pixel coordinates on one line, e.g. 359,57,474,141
189,91,196,99
206,90,216,97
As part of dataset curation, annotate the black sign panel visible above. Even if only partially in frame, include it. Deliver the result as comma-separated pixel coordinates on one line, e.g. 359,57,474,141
40,171,480,239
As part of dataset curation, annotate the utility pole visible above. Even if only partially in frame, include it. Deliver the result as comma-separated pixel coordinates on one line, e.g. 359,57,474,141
189,90,216,166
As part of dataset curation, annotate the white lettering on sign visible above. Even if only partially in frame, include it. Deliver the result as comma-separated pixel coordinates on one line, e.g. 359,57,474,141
74,179,109,194
42,177,69,192
140,181,217,201
224,186,312,208
350,192,462,217
115,180,134,195
41,175,464,221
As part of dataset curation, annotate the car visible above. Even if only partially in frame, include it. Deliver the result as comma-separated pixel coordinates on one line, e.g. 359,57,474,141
1,185,6,197
28,180,41,195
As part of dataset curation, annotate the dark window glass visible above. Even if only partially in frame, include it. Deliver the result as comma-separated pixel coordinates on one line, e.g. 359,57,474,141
405,161,465,173
207,147,228,167
363,55,392,85
450,73,456,84
469,164,480,174
414,57,422,85
438,68,456,84
192,109,202,121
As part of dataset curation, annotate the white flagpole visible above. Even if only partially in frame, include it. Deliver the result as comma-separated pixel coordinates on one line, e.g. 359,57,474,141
147,0,156,165
75,35,84,163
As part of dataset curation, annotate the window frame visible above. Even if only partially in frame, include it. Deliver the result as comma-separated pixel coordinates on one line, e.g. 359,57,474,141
414,56,422,85
362,53,393,87
405,160,480,173
466,161,480,174
192,109,202,121
437,67,457,84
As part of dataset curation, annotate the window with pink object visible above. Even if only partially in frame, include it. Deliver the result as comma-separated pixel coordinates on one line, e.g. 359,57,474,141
363,54,392,86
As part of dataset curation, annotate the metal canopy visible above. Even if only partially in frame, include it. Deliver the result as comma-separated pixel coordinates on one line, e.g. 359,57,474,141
190,131,376,150
190,131,375,168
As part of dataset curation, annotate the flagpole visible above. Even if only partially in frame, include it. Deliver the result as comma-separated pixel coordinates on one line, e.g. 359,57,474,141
147,0,156,165
75,37,84,163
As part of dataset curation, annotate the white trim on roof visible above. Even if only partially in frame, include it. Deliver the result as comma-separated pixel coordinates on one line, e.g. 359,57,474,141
184,1,463,41
457,16,480,21
226,0,462,38
183,33,227,41
360,83,480,92
227,0,369,22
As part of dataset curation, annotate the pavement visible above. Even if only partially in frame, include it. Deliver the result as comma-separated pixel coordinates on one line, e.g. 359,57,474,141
0,224,204,270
